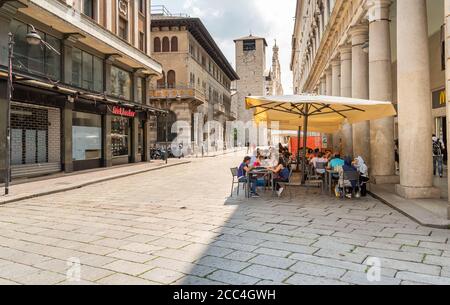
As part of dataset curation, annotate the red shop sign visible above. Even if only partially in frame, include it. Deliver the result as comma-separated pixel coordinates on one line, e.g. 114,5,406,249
112,106,136,117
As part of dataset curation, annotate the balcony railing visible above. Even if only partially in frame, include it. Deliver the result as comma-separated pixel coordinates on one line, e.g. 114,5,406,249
149,83,206,104
214,103,226,115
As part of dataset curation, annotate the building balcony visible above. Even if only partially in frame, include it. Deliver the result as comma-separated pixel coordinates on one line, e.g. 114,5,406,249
14,0,162,75
229,110,237,120
149,84,206,106
214,103,226,115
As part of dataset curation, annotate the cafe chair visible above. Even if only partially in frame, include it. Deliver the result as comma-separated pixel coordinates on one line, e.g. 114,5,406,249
341,171,360,199
230,167,246,197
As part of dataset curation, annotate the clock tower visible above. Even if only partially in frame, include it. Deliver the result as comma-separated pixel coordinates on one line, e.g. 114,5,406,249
234,35,268,123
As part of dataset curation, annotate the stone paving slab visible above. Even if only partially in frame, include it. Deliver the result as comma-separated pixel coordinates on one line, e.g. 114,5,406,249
0,154,450,285
0,160,190,205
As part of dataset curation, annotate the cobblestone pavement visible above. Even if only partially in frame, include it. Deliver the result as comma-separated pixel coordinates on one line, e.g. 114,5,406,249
1,154,450,285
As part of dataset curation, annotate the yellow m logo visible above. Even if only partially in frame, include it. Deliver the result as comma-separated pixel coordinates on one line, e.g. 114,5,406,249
440,91,447,105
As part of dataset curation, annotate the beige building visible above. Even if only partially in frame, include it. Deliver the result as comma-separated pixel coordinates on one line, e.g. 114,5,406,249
149,8,239,148
292,0,450,213
0,0,163,180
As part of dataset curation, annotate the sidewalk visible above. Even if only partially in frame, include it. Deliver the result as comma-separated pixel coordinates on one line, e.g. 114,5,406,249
370,184,450,229
0,159,190,205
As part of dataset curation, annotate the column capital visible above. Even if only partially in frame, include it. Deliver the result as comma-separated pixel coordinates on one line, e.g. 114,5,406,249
366,0,392,22
349,23,369,45
339,44,352,60
331,58,341,67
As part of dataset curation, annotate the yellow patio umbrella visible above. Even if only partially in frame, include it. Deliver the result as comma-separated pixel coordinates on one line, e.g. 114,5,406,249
245,94,397,182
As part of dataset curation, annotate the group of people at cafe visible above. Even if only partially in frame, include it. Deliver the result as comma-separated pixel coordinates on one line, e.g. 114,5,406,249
236,144,370,199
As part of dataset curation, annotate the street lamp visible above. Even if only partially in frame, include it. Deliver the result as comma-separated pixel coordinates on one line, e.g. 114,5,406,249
5,25,60,196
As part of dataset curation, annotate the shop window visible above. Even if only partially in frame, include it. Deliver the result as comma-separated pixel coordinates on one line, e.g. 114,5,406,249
111,117,130,157
110,66,131,100
171,36,178,52
167,70,176,88
10,19,61,80
72,112,102,161
162,37,170,52
68,47,103,92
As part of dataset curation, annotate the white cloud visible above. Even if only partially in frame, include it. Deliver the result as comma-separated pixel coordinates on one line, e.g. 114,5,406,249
154,0,296,93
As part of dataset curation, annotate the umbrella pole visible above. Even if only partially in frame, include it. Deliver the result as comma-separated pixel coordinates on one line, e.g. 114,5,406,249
301,105,309,185
296,126,301,172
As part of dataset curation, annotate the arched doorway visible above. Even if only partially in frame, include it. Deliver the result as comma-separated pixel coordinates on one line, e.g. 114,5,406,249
167,70,176,88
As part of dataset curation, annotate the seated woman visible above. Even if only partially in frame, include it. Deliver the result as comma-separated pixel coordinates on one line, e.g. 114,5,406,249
336,157,358,198
238,156,259,198
354,156,369,197
270,158,291,197
253,154,264,168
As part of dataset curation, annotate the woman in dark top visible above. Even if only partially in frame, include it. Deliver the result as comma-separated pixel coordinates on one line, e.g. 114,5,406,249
271,157,291,197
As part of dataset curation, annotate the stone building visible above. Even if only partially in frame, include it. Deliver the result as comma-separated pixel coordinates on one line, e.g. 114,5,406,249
234,35,268,124
266,42,284,96
0,0,163,181
291,0,450,213
149,7,239,150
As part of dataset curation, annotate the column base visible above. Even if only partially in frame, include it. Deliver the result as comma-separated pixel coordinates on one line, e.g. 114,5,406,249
371,175,400,185
395,184,441,199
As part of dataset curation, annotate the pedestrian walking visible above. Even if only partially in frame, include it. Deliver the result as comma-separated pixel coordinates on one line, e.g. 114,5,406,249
432,134,445,178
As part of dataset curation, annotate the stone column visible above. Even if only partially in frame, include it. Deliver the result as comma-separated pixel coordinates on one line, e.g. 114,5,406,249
350,24,370,164
446,0,450,218
395,0,439,198
103,113,112,168
62,102,73,173
0,81,7,183
331,59,342,154
340,45,353,157
367,0,399,184
130,117,141,163
326,68,333,96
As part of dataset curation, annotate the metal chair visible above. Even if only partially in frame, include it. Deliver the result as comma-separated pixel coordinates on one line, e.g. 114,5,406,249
341,170,360,199
305,164,324,193
230,167,246,197
278,168,296,199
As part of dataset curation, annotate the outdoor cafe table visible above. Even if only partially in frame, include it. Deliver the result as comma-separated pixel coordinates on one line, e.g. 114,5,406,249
246,168,274,198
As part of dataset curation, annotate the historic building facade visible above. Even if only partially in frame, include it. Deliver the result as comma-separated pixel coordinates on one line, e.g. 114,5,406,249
291,0,450,212
149,8,239,151
0,0,163,181
234,35,268,124
266,42,284,96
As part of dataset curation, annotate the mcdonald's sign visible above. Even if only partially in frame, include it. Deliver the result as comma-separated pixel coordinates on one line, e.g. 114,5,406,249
432,89,447,109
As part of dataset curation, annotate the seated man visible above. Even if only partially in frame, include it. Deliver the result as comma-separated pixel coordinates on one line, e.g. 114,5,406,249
238,156,259,198
328,154,345,180
328,154,344,171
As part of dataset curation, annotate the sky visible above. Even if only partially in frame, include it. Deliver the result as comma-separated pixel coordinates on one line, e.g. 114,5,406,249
153,0,297,94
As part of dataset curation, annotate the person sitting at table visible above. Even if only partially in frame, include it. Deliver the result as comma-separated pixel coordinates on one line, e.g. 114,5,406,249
253,154,264,167
310,152,328,174
328,154,344,170
270,157,291,197
336,157,358,198
354,156,369,197
238,156,259,198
